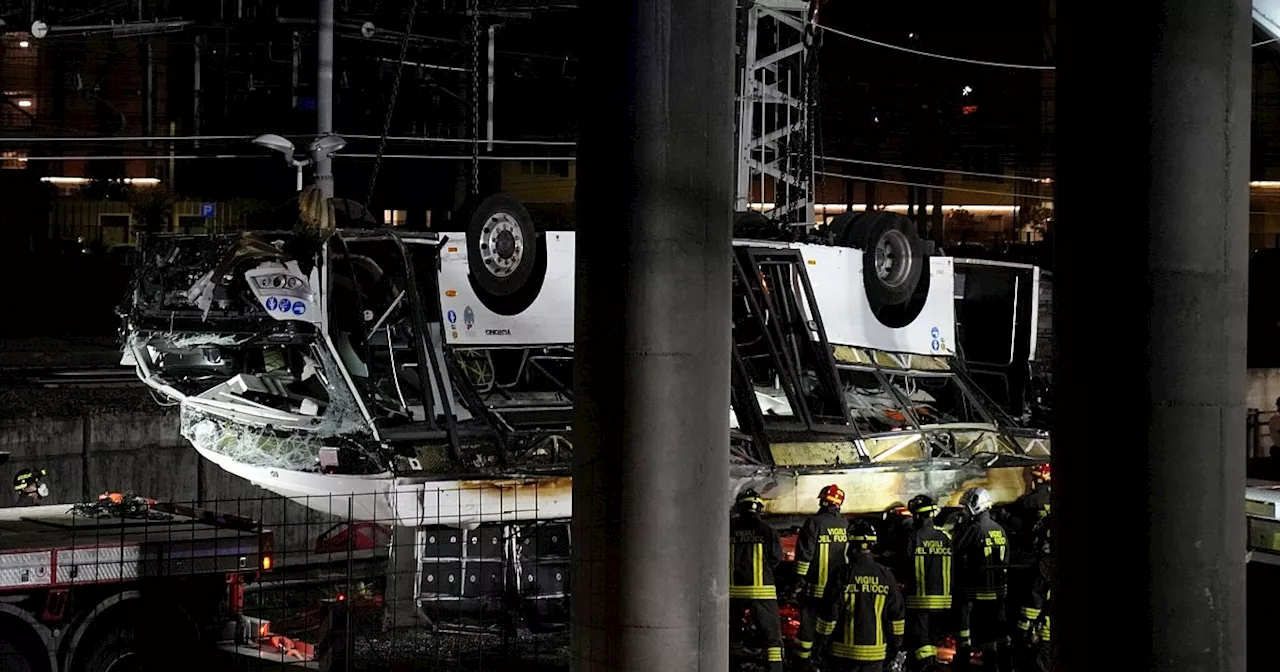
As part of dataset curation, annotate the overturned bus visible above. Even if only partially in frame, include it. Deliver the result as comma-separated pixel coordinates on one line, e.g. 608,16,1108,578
119,199,1048,529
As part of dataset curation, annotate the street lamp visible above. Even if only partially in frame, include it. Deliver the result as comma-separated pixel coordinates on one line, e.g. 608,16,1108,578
252,133,345,192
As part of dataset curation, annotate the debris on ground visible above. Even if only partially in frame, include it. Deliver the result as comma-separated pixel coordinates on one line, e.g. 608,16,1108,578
70,491,173,520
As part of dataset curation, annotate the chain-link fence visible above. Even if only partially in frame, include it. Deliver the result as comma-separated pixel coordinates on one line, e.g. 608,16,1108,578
0,487,570,672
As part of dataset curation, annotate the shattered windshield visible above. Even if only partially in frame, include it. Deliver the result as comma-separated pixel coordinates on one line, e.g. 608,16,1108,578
328,236,436,426
837,367,992,434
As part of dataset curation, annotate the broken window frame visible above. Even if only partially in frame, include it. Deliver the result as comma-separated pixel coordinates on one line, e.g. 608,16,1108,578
729,246,861,443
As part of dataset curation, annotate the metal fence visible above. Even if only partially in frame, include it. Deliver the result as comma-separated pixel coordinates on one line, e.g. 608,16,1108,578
0,488,571,671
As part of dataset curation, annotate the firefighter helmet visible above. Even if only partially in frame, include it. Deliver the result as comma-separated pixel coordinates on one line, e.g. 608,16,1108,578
908,494,937,517
960,487,993,517
883,503,912,522
13,467,47,498
736,489,765,514
1031,463,1051,484
818,484,845,508
848,519,878,552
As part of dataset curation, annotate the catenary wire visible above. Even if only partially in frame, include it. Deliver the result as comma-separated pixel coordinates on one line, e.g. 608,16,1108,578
815,23,1055,71
820,155,1052,183
816,171,1053,201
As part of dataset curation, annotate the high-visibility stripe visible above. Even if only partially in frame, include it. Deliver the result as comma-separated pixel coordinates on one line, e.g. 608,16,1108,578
816,619,836,636
906,595,951,610
844,586,857,649
729,586,777,599
817,544,829,592
829,643,888,661
1036,616,1051,641
1020,607,1042,620
797,640,813,651
766,647,783,662
891,618,904,636
915,645,939,659
942,556,951,597
873,594,886,646
914,556,925,597
796,649,812,659
795,561,811,576
753,544,763,587
964,587,1006,600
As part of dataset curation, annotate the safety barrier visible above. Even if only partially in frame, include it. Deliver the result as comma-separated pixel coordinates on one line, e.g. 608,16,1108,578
0,488,571,671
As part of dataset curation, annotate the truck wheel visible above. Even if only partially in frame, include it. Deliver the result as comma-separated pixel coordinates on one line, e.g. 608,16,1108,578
78,626,139,672
466,194,539,297
0,637,37,672
831,211,927,309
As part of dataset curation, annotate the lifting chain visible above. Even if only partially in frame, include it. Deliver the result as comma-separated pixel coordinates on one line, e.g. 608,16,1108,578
469,0,481,196
366,0,420,208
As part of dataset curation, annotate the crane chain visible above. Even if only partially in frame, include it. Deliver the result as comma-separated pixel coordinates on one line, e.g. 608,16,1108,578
366,0,420,209
469,0,481,196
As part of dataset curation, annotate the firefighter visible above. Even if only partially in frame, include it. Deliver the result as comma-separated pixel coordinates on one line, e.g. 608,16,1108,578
811,519,905,672
13,467,48,506
1007,463,1051,546
952,487,1011,672
878,503,915,580
731,489,785,671
1015,516,1053,672
902,494,953,671
793,484,851,665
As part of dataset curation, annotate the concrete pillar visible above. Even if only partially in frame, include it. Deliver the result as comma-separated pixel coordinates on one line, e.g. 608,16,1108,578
570,0,735,669
1055,1,1247,670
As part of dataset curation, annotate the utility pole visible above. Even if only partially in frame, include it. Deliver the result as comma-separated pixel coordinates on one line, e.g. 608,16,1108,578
291,31,301,110
316,0,336,199
193,36,202,149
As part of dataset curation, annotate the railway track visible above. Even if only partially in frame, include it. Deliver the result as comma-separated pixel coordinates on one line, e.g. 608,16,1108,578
0,366,139,388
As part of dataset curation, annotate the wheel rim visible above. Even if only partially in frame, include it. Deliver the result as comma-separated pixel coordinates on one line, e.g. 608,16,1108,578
104,651,140,672
477,211,525,278
873,228,914,288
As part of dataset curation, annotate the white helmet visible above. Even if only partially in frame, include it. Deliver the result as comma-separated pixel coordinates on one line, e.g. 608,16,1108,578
960,487,993,517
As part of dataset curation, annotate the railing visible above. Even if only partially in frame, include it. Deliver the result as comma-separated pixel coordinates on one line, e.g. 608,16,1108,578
0,489,571,671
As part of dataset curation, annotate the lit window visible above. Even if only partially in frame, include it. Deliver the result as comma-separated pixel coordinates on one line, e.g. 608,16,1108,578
18,41,30,49
0,151,26,169
17,100,32,108
382,210,407,226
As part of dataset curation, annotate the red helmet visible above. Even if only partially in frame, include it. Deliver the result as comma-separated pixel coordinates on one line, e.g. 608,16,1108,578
819,484,845,508
884,504,913,521
1031,463,1051,483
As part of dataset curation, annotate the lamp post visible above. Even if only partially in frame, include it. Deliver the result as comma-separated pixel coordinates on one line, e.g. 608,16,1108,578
252,133,346,193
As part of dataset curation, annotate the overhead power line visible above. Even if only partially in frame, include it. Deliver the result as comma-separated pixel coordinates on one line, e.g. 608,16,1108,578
341,134,577,146
342,153,576,161
0,134,577,146
816,171,1054,201
815,23,1055,71
0,135,253,142
13,153,576,162
15,154,269,161
820,155,1053,184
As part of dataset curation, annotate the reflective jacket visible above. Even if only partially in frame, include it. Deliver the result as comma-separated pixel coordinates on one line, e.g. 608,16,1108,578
903,520,953,611
731,512,783,600
794,507,849,597
1017,554,1052,642
952,512,1009,601
1010,484,1051,540
815,553,906,662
